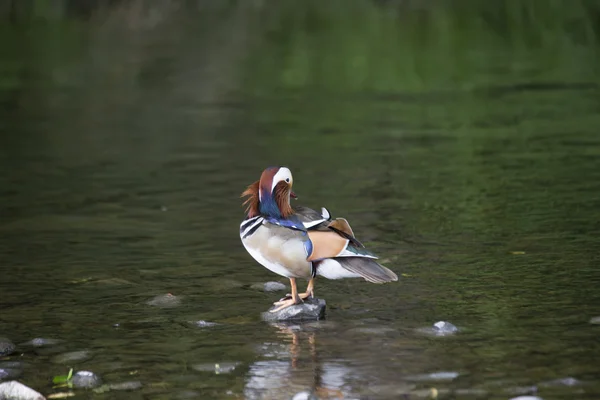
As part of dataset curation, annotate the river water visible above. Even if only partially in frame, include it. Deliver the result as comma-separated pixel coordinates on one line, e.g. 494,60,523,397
1,1,600,399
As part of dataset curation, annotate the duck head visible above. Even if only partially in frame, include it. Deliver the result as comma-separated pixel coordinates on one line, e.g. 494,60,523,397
242,166,297,218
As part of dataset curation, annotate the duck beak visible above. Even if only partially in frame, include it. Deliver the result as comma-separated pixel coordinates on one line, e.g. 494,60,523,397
290,191,298,199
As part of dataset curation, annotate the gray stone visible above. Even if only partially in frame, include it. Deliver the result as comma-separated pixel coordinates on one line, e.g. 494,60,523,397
433,321,458,334
251,281,287,292
71,371,102,389
539,377,580,387
145,293,182,308
416,321,458,336
107,381,142,391
590,316,600,324
0,381,45,400
50,350,92,364
405,371,459,381
0,339,15,357
347,326,395,335
261,298,326,322
20,338,63,348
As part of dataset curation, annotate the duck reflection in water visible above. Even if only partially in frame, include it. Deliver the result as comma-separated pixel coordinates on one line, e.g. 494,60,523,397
244,322,345,399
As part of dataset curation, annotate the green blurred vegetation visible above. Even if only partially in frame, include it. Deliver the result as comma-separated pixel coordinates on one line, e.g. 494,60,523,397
2,0,599,94
246,0,599,93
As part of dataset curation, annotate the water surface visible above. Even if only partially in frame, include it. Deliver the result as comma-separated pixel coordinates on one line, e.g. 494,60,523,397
1,2,600,399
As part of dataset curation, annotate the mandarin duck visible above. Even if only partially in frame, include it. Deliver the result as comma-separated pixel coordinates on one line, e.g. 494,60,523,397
240,166,398,312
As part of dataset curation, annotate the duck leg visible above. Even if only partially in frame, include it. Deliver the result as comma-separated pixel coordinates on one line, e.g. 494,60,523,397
271,278,301,312
298,277,315,300
279,277,315,302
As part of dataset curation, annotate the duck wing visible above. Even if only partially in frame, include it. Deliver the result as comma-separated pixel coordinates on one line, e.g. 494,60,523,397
297,208,397,283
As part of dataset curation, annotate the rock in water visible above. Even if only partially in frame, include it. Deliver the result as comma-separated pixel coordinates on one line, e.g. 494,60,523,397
71,371,102,389
50,350,92,364
0,338,16,357
539,377,581,387
415,321,458,336
261,298,326,322
263,282,287,292
145,293,182,308
107,381,143,391
251,281,287,292
188,320,218,328
21,338,63,348
433,321,458,335
0,381,46,400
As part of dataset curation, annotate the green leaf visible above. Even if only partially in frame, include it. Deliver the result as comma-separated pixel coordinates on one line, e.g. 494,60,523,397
52,375,69,384
53,368,74,384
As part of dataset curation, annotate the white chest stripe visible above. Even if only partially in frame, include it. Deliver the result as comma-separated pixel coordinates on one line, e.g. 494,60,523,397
240,217,264,238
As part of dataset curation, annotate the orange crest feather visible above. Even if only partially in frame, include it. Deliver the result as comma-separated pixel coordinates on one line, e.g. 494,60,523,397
241,181,260,218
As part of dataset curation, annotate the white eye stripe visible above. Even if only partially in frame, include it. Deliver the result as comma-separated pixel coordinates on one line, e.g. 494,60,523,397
271,167,293,193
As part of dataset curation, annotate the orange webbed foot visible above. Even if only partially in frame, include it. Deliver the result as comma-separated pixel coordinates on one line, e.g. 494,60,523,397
270,297,302,313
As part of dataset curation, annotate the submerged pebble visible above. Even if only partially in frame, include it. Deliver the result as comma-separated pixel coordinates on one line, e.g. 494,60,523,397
589,316,600,324
146,293,182,308
539,377,581,387
21,338,63,348
71,371,102,389
108,381,143,391
510,397,543,400
251,281,287,292
189,320,218,328
0,338,16,357
405,371,459,381
416,321,458,336
51,350,92,364
433,321,458,334
347,326,395,335
192,362,240,374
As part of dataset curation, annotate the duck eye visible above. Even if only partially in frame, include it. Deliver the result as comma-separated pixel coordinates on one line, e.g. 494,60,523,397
285,178,290,183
